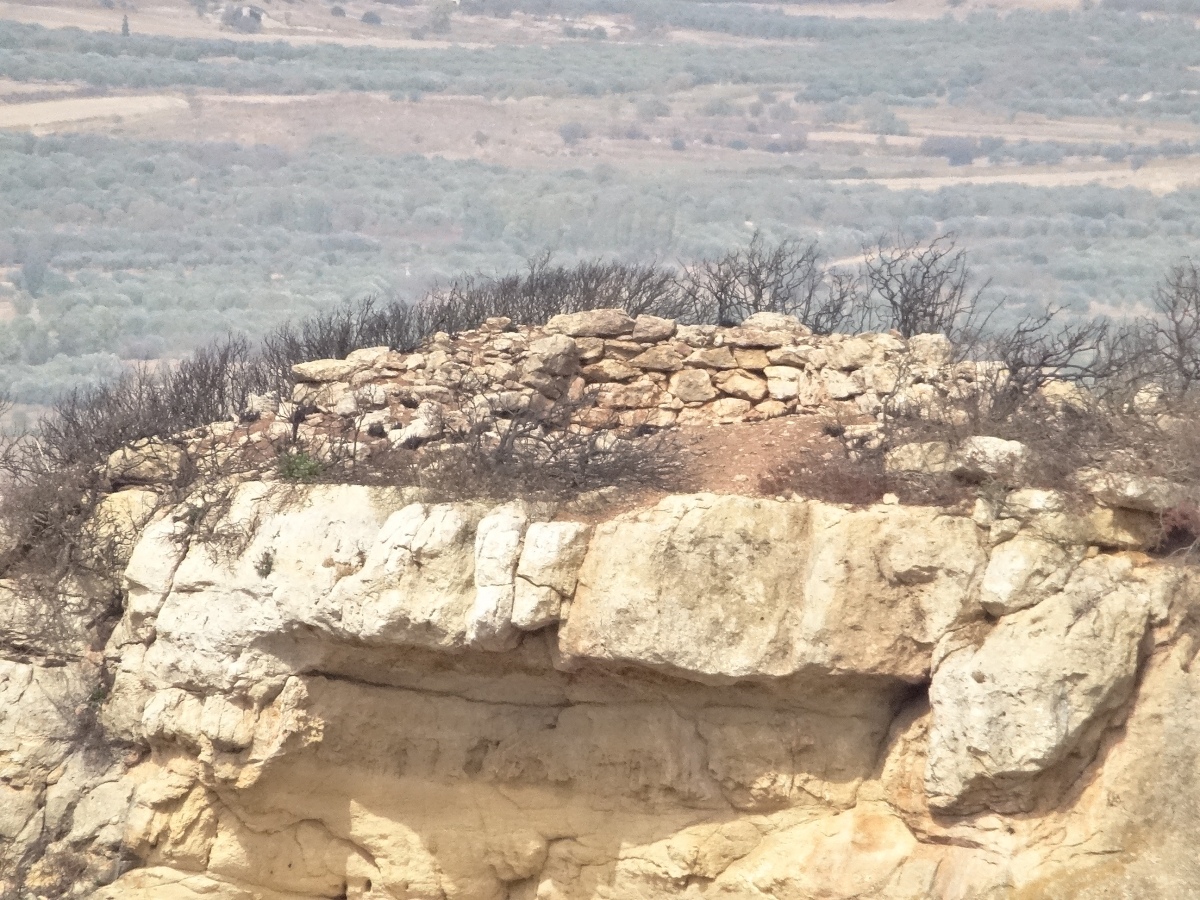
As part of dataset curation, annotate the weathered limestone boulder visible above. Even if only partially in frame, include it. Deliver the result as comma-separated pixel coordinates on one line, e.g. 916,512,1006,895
907,333,953,369
628,345,684,372
685,346,738,369
560,495,985,682
952,436,1029,482
723,325,788,349
545,308,635,338
389,399,443,448
713,370,768,402
291,357,367,383
669,368,718,403
886,441,951,476
979,534,1082,616
526,333,580,377
887,437,1028,483
581,358,638,383
740,311,809,333
822,368,863,400
512,522,591,631
826,336,875,371
926,554,1177,813
630,314,677,342
106,439,184,487
466,503,529,650
1078,468,1190,514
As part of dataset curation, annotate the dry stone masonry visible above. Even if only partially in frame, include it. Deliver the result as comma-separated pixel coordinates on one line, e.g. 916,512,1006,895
270,309,953,444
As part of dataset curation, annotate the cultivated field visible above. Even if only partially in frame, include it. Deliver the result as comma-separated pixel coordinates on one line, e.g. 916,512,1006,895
1,0,1199,407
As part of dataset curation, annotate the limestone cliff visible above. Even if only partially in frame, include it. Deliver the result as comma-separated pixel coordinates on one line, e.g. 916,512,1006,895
3,311,1200,899
4,482,1199,899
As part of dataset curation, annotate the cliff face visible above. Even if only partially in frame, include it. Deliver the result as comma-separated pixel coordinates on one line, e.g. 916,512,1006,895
3,309,1199,899
5,482,1199,900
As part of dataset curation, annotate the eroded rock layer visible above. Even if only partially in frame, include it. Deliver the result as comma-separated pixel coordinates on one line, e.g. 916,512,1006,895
4,479,1199,899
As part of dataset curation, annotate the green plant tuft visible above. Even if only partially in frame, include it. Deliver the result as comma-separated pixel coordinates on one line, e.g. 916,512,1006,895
277,450,322,482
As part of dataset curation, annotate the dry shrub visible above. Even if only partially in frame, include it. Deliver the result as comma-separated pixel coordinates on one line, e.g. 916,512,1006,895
757,442,968,507
680,232,862,331
301,394,684,504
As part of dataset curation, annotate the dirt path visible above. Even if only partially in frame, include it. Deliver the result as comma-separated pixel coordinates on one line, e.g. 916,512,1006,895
0,94,188,129
832,160,1200,195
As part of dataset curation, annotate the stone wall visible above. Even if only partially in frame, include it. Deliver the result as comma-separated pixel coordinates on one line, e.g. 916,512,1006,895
271,309,953,447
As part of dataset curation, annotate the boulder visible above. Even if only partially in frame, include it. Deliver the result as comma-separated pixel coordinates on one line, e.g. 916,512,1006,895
389,401,443,449
763,365,805,401
886,438,1028,483
467,504,529,651
732,348,770,371
685,347,738,370
1078,468,1189,514
526,334,580,377
825,337,874,371
1085,505,1162,550
706,397,753,422
596,381,661,409
979,534,1080,616
630,314,677,342
560,495,984,682
723,326,788,349
823,369,863,400
106,439,185,487
907,333,953,369
545,308,635,338
291,358,366,383
740,311,810,334
768,345,826,368
512,522,591,631
926,555,1173,813
627,346,684,372
581,359,638,383
952,436,1029,482
668,369,719,404
714,370,769,402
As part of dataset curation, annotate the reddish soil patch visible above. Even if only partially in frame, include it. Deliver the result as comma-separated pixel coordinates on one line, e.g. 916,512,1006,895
674,414,843,496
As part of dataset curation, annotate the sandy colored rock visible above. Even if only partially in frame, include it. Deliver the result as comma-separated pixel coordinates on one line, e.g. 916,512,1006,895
823,368,863,399
669,368,719,403
714,370,768,402
732,348,770,370
561,495,984,682
926,555,1174,813
907,332,953,368
630,314,677,342
952,436,1029,482
581,358,638,382
512,522,591,631
685,346,738,369
826,336,875,371
741,311,810,334
596,380,661,409
106,440,184,486
980,534,1081,616
545,308,635,337
1078,468,1189,513
628,345,684,372
291,357,367,383
723,326,788,349
526,333,580,377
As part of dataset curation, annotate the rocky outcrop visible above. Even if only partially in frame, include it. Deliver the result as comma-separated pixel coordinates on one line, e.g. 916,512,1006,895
4,313,1200,899
4,476,1198,900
